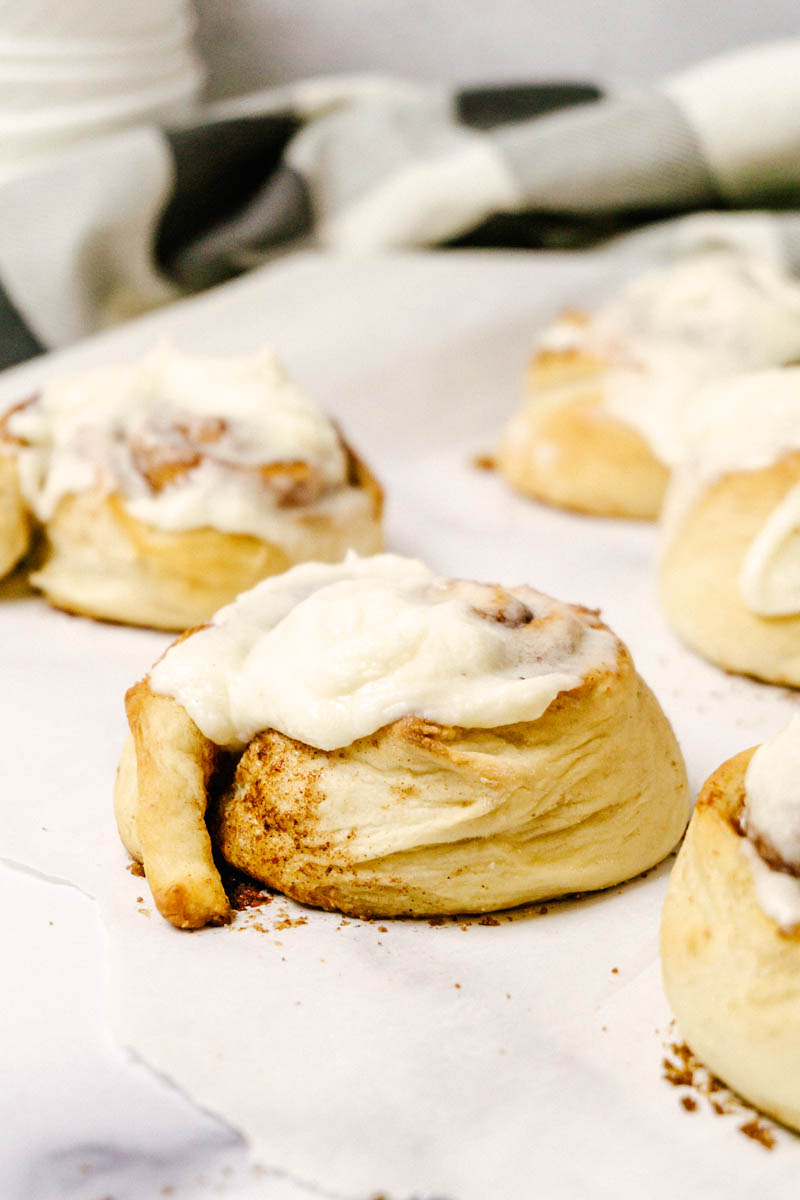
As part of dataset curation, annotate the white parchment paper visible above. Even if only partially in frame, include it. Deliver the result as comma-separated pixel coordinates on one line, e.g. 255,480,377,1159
2,248,800,1199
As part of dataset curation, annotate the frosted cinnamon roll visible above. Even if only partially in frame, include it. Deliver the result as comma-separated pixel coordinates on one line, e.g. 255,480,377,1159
0,346,382,629
661,719,800,1132
497,251,800,520
114,553,689,929
659,368,800,685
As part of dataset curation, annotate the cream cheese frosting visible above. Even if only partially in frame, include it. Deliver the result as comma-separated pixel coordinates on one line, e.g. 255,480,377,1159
148,553,619,751
742,717,800,932
657,367,800,614
2,345,366,544
740,480,800,617
537,251,800,466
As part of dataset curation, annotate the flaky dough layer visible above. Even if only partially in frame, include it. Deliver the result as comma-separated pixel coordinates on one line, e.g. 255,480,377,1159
496,348,669,520
659,451,800,686
661,749,800,1132
116,636,689,926
30,451,383,630
0,455,30,579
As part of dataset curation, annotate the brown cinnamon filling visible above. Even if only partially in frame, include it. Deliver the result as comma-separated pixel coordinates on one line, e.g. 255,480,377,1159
731,797,800,879
0,395,37,446
256,460,326,507
471,591,534,629
129,414,334,507
747,830,800,879
436,580,535,628
131,440,204,492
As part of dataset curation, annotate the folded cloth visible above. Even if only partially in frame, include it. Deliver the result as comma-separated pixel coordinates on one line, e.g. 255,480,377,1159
3,39,800,370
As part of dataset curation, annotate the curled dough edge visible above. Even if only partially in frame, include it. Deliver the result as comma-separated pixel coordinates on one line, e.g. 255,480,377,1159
120,679,231,929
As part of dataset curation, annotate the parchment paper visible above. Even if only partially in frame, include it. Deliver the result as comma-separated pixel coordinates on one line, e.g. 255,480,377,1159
2,247,799,1199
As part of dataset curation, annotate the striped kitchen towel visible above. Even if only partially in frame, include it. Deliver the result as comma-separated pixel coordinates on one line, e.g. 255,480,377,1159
3,38,800,370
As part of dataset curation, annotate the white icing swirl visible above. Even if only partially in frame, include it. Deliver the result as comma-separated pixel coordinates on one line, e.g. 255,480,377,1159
537,251,800,466
658,367,800,615
3,345,366,543
740,480,800,617
149,553,619,751
742,717,800,932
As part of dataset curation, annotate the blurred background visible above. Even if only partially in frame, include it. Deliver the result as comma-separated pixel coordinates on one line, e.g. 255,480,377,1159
194,0,798,94
1,0,798,369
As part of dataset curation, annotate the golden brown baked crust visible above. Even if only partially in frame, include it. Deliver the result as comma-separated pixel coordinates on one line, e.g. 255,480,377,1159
659,450,800,685
116,626,689,927
661,749,800,1132
123,680,230,929
28,447,383,630
0,454,31,579
496,340,669,521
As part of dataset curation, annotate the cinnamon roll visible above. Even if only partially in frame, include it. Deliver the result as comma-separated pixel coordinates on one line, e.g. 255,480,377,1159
661,719,800,1132
0,346,383,628
659,368,800,686
114,553,690,929
497,251,800,519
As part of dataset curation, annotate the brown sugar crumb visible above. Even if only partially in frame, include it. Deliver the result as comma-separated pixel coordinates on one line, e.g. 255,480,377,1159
661,1039,778,1147
471,453,496,471
224,870,275,912
611,967,619,975
739,1119,776,1150
478,915,501,926
662,1055,693,1089
377,926,388,933
127,860,145,878
454,983,461,989
273,916,308,931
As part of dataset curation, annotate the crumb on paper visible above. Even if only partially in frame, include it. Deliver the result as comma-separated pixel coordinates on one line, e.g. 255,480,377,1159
739,1119,776,1150
127,860,145,878
274,915,308,931
661,1037,778,1148
471,453,496,471
225,871,275,912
